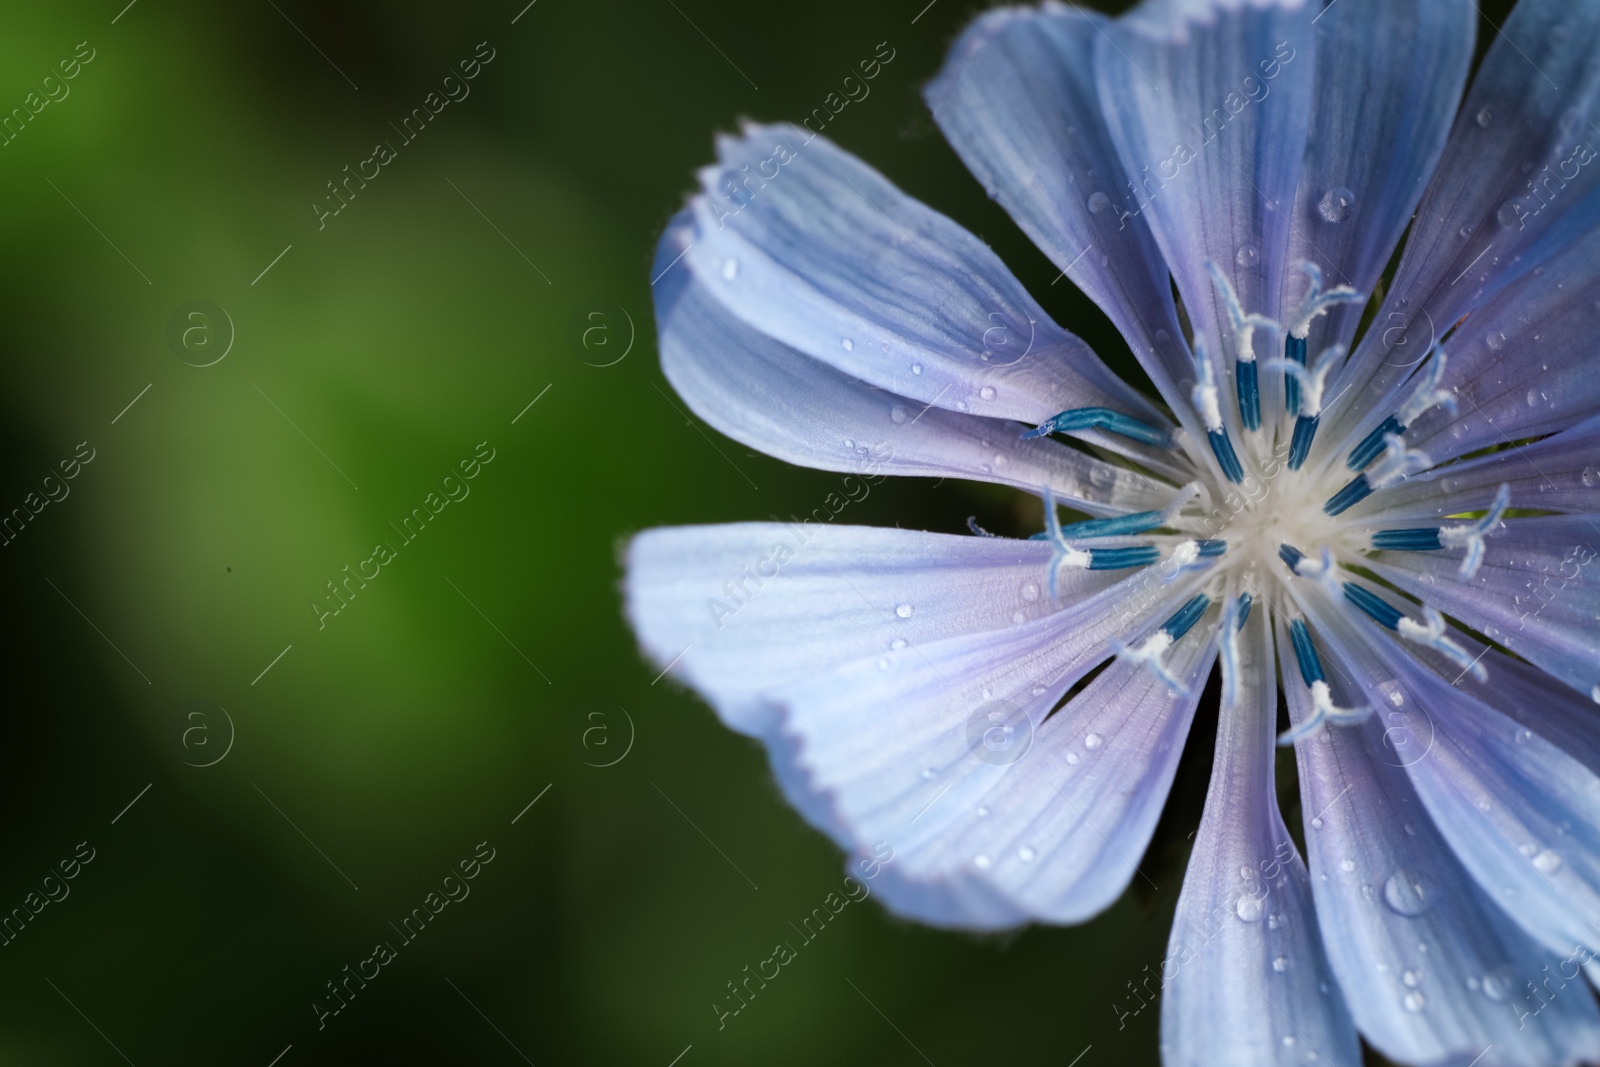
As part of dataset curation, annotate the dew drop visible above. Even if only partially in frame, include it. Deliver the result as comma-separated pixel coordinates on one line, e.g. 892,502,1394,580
992,453,1007,469
1236,894,1265,922
1019,846,1036,862
974,853,992,869
1066,751,1080,765
890,638,907,652
1497,200,1524,229
1403,969,1421,988
1339,858,1356,873
1383,870,1432,916
1481,972,1510,1002
1476,106,1494,128
895,602,914,618
877,658,890,671
1533,849,1564,874
721,258,739,281
1310,817,1324,830
1581,465,1597,488
1459,223,1475,239
841,338,854,351
1021,581,1040,602
922,767,937,779
1087,191,1111,214
979,385,997,401
890,405,909,425
1402,991,1426,1013
1318,186,1355,223
1273,956,1288,972
1153,329,1171,344
976,805,990,817
1084,732,1104,750
1012,611,1025,624
1235,243,1260,268
911,362,923,375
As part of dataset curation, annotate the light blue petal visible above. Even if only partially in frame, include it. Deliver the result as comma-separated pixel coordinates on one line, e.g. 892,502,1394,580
653,213,1178,514
1443,642,1600,779
1097,0,1317,402
1284,0,1474,360
624,523,1118,737
1322,0,1600,448
769,572,1216,928
925,4,1199,417
1277,606,1600,1066
681,124,1171,445
1403,225,1600,463
1160,606,1359,1067
1367,515,1600,699
1351,412,1600,521
1402,666,1600,973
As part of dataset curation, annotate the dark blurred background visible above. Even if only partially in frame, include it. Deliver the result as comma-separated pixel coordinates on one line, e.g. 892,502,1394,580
0,0,1514,1062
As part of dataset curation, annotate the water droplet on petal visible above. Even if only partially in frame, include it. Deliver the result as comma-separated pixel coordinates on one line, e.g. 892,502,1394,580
877,658,890,670
974,853,992,869
1481,971,1511,1001
841,338,854,351
1318,186,1355,223
911,363,923,375
979,385,997,401
921,767,937,779
1497,200,1524,229
1087,191,1111,214
1236,894,1264,922
1581,465,1598,488
890,405,909,424
1403,969,1422,988
1084,732,1104,750
721,258,739,281
1272,956,1288,972
1021,581,1040,602
890,638,907,651
1383,870,1432,916
1339,858,1356,873
1066,751,1080,765
1310,817,1324,830
895,603,914,618
1476,106,1494,128
1235,243,1260,268
1403,991,1426,1013
1018,846,1036,862
975,805,990,817
1533,849,1563,874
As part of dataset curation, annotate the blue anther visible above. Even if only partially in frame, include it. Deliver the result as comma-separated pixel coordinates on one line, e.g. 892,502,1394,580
1162,594,1212,642
1347,415,1404,471
1325,475,1374,516
1284,334,1307,416
1208,429,1245,484
1343,583,1404,630
1288,619,1326,686
1058,510,1166,539
1372,527,1444,551
1237,360,1261,432
1195,539,1227,558
1288,414,1319,470
1279,543,1306,572
1021,407,1173,448
1087,546,1163,570
1235,592,1253,630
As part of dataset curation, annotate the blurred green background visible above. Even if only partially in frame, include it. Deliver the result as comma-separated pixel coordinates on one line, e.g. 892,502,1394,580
0,0,1514,1063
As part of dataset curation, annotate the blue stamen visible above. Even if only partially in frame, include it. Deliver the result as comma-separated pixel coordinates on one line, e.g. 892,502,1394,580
1288,414,1318,470
1343,583,1404,630
1087,546,1163,570
1237,360,1261,432
1372,527,1443,551
1162,594,1212,642
1288,619,1325,685
1208,429,1245,483
1279,543,1305,572
1325,475,1373,516
1235,592,1253,630
1195,539,1227,558
1348,415,1404,470
1021,407,1173,448
1284,334,1307,416
1058,510,1166,539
